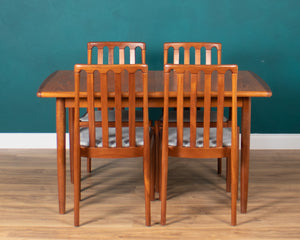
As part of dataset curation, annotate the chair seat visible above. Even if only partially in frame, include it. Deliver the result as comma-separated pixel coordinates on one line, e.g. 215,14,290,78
80,109,143,122
80,127,146,147
168,127,232,147
166,110,227,122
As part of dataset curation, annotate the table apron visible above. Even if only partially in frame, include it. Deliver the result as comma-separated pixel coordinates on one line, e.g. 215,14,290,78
65,97,244,108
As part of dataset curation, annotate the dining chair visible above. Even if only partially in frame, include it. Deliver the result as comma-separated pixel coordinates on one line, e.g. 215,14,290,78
154,42,231,195
69,42,146,181
160,64,239,225
73,64,153,226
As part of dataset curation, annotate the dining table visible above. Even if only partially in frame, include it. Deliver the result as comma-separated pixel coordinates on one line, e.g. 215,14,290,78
37,69,272,215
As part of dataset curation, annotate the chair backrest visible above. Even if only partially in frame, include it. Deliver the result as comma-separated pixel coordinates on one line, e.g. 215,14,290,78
87,42,146,64
74,64,149,149
163,64,238,149
164,42,222,65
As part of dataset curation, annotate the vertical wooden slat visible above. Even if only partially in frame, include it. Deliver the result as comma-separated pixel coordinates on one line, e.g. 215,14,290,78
98,48,103,64
206,49,211,65
87,49,92,64
190,72,197,147
184,48,190,64
195,48,201,65
203,71,211,148
174,47,179,64
129,72,136,147
130,48,135,64
108,48,114,64
119,48,125,64
115,72,122,147
164,48,168,64
177,73,184,146
87,71,96,148
217,48,222,64
216,73,225,147
141,48,146,64
101,72,109,147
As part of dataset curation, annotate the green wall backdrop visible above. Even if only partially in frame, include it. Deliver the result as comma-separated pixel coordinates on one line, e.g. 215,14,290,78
0,0,299,133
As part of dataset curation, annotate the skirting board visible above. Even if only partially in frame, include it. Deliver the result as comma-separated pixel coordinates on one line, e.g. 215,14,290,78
0,133,299,149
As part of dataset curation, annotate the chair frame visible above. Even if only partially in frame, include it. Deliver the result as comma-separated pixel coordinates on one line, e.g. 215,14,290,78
160,64,239,226
73,64,152,226
154,42,226,195
69,42,147,181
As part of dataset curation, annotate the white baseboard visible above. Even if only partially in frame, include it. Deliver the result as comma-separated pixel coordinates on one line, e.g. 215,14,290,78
0,133,299,150
0,133,69,149
250,134,300,150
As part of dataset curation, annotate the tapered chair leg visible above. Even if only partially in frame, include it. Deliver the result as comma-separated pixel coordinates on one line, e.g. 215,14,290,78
74,152,80,227
231,155,238,226
150,132,156,201
226,157,231,192
154,121,160,195
230,130,239,226
144,146,151,226
160,143,168,225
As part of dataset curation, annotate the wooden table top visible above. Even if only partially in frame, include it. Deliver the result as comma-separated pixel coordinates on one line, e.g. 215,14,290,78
37,70,272,98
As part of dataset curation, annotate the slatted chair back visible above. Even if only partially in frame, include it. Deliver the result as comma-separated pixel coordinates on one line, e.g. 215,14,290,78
163,64,237,152
164,42,221,65
74,64,149,151
87,42,146,64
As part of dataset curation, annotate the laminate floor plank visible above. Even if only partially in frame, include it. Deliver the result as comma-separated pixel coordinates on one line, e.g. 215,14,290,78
0,149,299,239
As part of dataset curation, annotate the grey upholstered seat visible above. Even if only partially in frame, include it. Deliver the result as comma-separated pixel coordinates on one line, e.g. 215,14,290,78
168,127,232,147
80,127,145,147
166,110,227,122
80,109,143,122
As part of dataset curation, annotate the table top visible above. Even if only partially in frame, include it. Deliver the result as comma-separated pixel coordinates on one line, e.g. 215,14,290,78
37,70,272,98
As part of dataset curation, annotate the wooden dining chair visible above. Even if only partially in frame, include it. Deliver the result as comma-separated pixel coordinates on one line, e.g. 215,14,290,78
154,43,229,195
73,64,153,226
69,42,146,181
160,64,239,226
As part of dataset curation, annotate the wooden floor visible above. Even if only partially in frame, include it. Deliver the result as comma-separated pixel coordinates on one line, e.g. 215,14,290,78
0,149,299,239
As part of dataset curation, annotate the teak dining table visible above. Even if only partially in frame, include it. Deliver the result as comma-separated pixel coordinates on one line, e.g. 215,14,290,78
37,70,272,216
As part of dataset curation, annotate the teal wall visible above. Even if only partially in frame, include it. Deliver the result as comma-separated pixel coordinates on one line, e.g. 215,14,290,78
1,0,299,133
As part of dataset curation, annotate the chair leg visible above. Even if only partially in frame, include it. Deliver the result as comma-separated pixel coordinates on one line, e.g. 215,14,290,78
150,132,155,201
230,131,239,226
217,158,222,176
87,157,91,173
154,121,160,194
160,143,168,225
144,145,151,226
74,150,80,226
231,155,238,226
226,157,231,192
69,108,74,184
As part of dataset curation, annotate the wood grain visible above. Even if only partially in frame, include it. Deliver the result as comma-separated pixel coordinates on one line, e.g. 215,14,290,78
36,71,272,99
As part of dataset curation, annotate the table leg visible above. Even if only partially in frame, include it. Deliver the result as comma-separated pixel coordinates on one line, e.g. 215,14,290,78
241,97,251,213
56,98,66,214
